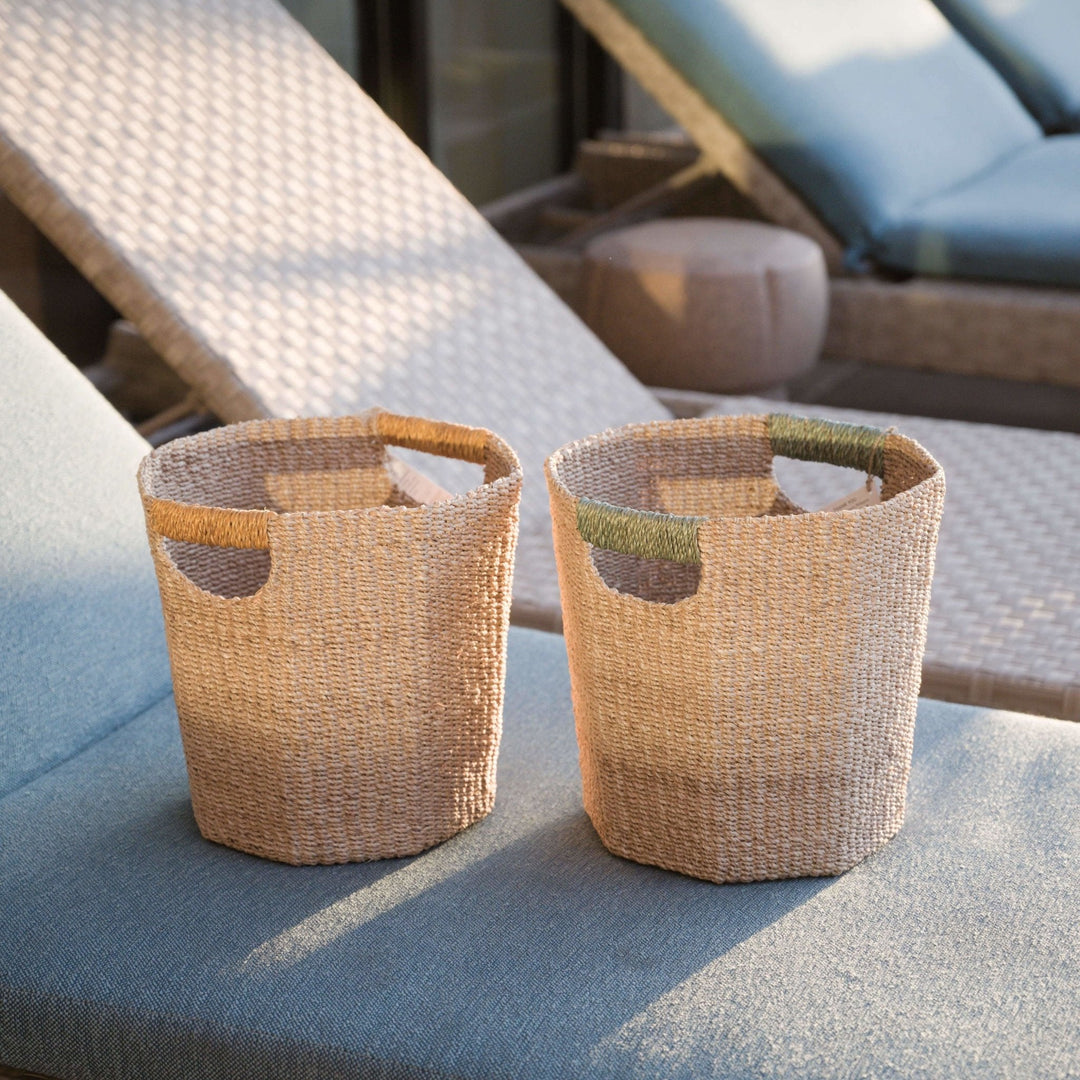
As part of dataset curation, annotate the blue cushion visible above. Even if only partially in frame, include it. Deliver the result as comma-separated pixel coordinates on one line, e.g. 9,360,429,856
3,627,1078,1078
934,0,1080,131
0,291,171,797
606,0,1040,249
875,136,1080,285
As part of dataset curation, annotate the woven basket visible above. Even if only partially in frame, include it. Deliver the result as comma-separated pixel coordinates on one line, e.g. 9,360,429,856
138,410,522,865
546,414,945,883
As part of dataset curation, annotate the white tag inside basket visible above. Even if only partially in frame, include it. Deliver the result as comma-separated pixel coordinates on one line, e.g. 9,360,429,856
385,454,454,505
820,478,881,513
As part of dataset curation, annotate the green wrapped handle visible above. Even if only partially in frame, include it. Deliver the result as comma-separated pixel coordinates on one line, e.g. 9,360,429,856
576,499,703,564
576,415,887,562
766,413,886,477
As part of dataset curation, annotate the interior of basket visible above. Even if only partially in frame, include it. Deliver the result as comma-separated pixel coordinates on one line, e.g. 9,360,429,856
553,419,936,604
553,424,785,603
150,430,428,598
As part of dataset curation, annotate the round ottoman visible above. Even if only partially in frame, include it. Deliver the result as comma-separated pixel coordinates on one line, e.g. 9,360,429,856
582,219,828,393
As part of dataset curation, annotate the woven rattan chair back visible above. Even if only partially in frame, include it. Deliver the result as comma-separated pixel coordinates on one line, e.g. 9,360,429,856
0,0,665,624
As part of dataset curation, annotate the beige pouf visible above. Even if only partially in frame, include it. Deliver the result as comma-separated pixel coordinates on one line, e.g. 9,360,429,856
582,219,828,393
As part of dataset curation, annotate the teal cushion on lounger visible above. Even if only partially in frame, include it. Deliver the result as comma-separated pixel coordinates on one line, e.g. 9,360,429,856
2,628,1078,1079
934,0,1080,132
876,136,1080,286
606,0,1040,251
0,292,170,797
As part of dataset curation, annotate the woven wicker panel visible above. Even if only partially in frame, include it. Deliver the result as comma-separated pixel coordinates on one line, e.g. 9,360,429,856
0,0,665,622
707,398,1080,723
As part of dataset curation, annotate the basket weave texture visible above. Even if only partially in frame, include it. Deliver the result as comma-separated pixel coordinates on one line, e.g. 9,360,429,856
546,414,945,883
138,410,522,865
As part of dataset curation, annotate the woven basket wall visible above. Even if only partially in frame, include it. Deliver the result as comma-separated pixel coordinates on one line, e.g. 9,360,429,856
138,410,522,865
546,414,945,883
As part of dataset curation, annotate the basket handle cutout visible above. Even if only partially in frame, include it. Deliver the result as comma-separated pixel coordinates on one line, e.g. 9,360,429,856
374,412,488,465
767,414,886,477
576,497,702,564
147,500,271,550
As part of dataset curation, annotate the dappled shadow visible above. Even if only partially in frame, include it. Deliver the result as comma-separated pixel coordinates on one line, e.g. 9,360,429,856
233,805,832,1068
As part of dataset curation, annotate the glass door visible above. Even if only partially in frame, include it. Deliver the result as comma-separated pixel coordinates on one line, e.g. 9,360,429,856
284,0,621,204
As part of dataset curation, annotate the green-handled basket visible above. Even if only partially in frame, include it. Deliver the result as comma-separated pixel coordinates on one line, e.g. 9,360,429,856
546,413,945,884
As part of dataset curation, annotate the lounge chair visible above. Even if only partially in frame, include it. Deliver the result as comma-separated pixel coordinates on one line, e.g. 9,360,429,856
561,0,1080,389
933,0,1080,133
0,0,1078,720
2,287,1080,1080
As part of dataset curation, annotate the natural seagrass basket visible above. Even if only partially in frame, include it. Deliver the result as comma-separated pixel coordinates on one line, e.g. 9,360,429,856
138,410,522,865
546,413,945,883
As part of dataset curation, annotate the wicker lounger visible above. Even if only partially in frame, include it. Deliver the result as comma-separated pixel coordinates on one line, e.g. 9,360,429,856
561,0,1080,391
0,0,1077,720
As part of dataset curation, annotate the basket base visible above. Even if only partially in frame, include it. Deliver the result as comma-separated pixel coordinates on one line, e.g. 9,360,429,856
191,795,496,866
588,810,904,883
581,756,908,884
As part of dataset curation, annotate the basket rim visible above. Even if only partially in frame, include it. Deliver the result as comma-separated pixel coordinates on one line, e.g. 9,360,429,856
138,411,522,551
545,413,944,565
545,412,943,522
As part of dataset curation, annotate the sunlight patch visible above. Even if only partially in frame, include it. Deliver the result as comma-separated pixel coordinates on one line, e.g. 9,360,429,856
237,815,535,972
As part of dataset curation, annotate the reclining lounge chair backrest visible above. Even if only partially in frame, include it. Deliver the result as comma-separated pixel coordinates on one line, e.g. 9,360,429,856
933,0,1080,133
0,0,665,539
569,0,1042,264
0,291,171,799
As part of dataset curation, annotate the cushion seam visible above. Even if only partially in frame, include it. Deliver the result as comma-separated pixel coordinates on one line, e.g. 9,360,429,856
0,685,175,804
872,136,1039,244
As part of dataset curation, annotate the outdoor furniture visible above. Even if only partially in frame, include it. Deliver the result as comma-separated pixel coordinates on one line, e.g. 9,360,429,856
561,0,1080,389
934,0,1080,132
2,297,1079,1076
6,644,1080,1080
0,303,170,803
0,1,1078,721
582,219,827,392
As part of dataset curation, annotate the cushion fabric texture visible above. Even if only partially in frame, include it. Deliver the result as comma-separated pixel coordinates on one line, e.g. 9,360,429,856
606,0,1040,251
0,292,170,798
603,0,1080,287
876,135,1080,286
2,628,1078,1079
934,0,1080,132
